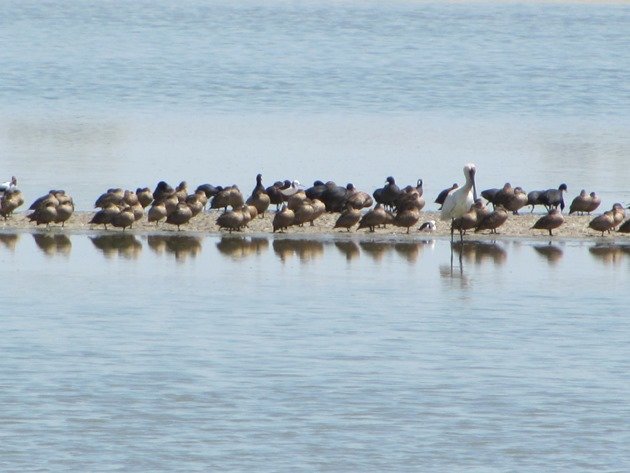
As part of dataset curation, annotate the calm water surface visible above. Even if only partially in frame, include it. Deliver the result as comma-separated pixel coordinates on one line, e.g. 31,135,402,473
1,232,630,471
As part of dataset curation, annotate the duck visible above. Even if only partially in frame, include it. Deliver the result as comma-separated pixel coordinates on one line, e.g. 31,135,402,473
532,208,565,236
396,185,425,212
393,206,420,234
195,183,221,200
89,204,120,230
333,206,361,232
503,186,528,214
111,206,135,231
0,188,24,219
293,201,316,227
618,218,630,234
272,204,295,233
153,181,174,202
585,192,601,214
246,174,271,217
345,184,373,210
265,181,286,210
475,205,508,234
136,187,154,208
527,190,544,213
451,203,479,240
147,202,167,226
174,181,188,202
540,184,568,211
216,205,247,233
588,203,624,236
94,188,124,208
320,181,348,212
185,194,204,217
481,187,500,207
357,203,387,232
373,176,401,210
435,183,458,210
166,202,193,230
569,189,591,215
305,180,328,201
54,199,74,227
27,201,58,227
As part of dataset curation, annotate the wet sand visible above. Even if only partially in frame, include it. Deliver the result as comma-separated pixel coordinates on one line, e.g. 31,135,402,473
1,209,628,241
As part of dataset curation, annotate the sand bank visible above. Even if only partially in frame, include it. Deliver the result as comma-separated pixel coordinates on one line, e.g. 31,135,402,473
1,210,628,242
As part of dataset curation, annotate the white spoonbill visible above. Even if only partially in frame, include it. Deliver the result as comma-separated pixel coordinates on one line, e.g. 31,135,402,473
441,164,478,238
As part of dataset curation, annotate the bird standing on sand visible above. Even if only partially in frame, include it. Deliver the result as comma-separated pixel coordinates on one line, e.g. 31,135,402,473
532,208,565,236
441,164,478,239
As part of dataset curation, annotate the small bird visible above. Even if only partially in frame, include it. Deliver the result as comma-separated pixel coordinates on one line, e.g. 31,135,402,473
418,220,436,233
532,208,565,236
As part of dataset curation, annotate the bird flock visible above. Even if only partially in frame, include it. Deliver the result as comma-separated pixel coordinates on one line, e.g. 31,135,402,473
1,166,629,238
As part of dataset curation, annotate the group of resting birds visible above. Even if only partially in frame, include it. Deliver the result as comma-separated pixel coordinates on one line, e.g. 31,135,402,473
1,166,629,238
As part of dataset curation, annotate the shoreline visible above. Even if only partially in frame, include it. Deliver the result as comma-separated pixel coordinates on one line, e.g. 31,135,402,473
1,210,629,243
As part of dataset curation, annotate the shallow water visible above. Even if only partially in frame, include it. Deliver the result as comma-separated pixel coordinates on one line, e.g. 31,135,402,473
1,232,630,471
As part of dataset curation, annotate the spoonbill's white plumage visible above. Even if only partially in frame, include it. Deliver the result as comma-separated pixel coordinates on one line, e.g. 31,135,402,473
440,164,477,222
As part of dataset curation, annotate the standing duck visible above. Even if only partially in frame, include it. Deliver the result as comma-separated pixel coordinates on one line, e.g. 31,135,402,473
588,203,624,236
272,204,295,233
333,206,361,232
166,202,194,230
540,184,568,211
569,190,591,215
532,208,565,236
357,203,387,232
475,205,508,234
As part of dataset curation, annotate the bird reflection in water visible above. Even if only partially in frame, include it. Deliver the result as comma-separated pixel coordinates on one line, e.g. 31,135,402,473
533,242,564,265
334,240,360,262
32,233,71,257
0,233,19,251
272,238,324,263
359,240,392,263
589,244,629,266
216,236,269,259
394,240,434,263
90,234,141,259
452,240,507,266
146,235,201,261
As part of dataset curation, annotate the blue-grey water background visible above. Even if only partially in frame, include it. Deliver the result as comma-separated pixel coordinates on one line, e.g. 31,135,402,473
1,0,630,471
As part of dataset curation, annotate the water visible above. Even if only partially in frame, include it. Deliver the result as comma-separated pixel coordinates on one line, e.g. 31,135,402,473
1,232,630,471
1,1,630,470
